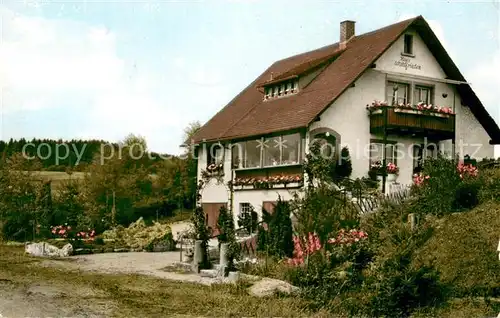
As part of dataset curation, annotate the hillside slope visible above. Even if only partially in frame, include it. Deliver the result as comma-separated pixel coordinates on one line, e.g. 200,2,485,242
414,201,500,297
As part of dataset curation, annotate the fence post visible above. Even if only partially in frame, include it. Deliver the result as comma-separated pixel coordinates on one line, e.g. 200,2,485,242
408,213,417,231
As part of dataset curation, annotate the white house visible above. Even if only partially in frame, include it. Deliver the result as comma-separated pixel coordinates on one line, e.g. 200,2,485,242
191,16,500,232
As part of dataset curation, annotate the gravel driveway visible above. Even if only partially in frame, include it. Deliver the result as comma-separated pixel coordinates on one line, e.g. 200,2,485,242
41,251,218,285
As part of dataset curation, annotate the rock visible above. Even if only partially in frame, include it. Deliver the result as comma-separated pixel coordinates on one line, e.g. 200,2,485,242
227,271,240,283
151,240,175,252
60,243,73,257
25,242,73,258
104,248,114,253
248,278,300,297
199,269,218,278
114,248,129,253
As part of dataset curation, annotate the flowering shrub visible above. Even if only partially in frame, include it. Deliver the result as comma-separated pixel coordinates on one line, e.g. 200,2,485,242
457,162,478,179
411,156,482,215
328,229,368,245
413,173,430,186
287,232,322,266
287,229,368,266
51,224,96,241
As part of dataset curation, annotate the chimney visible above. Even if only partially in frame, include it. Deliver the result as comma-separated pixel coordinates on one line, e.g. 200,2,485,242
340,20,355,49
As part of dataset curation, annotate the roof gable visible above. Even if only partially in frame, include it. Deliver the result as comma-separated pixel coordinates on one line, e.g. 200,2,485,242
192,16,500,144
407,18,500,144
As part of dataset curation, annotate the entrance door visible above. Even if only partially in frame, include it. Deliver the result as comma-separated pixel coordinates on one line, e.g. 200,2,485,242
202,203,227,237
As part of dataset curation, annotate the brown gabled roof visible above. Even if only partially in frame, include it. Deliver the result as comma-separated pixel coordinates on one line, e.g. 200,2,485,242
192,16,500,144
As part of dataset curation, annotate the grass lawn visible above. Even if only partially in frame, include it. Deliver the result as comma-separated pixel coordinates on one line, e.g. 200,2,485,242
0,245,322,317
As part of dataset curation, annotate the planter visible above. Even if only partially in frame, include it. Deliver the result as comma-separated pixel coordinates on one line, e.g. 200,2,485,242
387,173,398,182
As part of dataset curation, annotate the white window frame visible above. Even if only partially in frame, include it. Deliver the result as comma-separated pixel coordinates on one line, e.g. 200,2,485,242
414,85,433,104
369,142,397,166
387,81,410,105
233,133,303,169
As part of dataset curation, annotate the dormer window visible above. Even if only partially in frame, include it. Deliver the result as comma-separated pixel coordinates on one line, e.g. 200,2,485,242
263,79,299,101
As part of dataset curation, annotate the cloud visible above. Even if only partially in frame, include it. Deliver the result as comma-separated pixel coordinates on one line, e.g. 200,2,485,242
0,7,187,152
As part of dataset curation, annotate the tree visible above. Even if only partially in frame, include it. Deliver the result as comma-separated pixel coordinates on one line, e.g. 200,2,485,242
0,154,49,240
257,197,294,258
334,146,353,179
182,121,202,148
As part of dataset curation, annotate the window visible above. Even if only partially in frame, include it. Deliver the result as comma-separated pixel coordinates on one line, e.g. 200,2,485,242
403,34,413,55
414,85,433,104
263,79,299,101
240,203,252,215
207,144,224,165
244,140,261,168
263,136,281,166
265,87,272,99
281,133,301,165
386,81,409,105
232,133,303,169
369,142,397,167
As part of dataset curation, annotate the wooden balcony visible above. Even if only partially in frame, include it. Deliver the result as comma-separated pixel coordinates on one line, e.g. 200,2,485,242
369,107,455,140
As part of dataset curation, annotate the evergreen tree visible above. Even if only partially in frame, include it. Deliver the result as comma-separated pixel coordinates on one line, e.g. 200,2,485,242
256,198,294,258
334,146,353,179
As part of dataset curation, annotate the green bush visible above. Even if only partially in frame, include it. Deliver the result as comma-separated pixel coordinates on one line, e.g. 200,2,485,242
478,167,500,203
257,198,293,258
453,180,480,210
366,264,446,318
217,206,240,267
411,155,481,216
291,185,359,245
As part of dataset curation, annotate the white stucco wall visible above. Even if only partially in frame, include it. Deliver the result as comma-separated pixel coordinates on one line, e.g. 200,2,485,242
309,27,495,187
197,146,232,204
309,69,383,181
376,27,493,159
454,104,494,159
232,189,298,225
376,28,447,79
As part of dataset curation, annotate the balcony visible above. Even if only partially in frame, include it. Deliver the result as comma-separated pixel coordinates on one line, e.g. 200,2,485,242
368,104,455,140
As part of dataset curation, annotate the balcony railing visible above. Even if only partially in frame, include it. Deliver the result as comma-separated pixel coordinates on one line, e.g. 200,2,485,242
368,106,455,139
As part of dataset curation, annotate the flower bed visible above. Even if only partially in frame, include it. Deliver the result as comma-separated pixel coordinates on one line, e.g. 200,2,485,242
366,100,454,115
233,174,303,190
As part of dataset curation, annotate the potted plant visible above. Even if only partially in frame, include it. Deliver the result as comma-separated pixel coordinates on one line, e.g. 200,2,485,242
386,162,399,182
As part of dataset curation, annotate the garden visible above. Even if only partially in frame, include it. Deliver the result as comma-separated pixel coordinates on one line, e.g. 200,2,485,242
198,149,500,317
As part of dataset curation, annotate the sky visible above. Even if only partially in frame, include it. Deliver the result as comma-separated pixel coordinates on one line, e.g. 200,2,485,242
1,0,499,155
